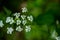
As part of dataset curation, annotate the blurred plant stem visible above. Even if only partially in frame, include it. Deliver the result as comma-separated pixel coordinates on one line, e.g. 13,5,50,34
7,31,26,40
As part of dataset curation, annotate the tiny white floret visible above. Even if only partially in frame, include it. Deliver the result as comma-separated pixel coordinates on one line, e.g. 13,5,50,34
21,15,26,20
14,13,20,18
22,7,27,13
9,17,15,24
0,20,4,27
7,27,14,34
27,15,33,22
16,26,23,32
16,19,21,25
6,17,11,23
25,25,31,32
22,20,27,25
6,17,14,24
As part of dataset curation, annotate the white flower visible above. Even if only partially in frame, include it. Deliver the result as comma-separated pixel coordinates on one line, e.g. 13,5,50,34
56,36,60,40
16,26,23,32
6,17,14,24
7,27,14,34
27,15,33,22
22,7,27,13
22,20,27,25
25,25,31,32
21,15,26,20
16,19,21,25
6,17,11,23
51,30,57,39
0,20,4,27
13,13,20,18
9,17,14,24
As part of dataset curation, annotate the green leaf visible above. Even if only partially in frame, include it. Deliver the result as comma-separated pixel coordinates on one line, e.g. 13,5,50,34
3,7,12,15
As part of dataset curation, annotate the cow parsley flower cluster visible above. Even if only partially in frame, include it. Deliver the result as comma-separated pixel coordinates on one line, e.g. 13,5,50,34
0,7,33,34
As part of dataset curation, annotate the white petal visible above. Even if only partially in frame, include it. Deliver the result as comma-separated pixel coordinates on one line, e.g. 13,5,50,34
13,13,20,18
6,17,11,23
27,15,33,22
0,20,4,27
16,26,23,32
25,25,31,32
22,7,27,13
16,19,21,25
7,27,14,34
9,17,15,24
6,17,15,24
21,15,26,20
22,20,27,25
10,20,14,24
